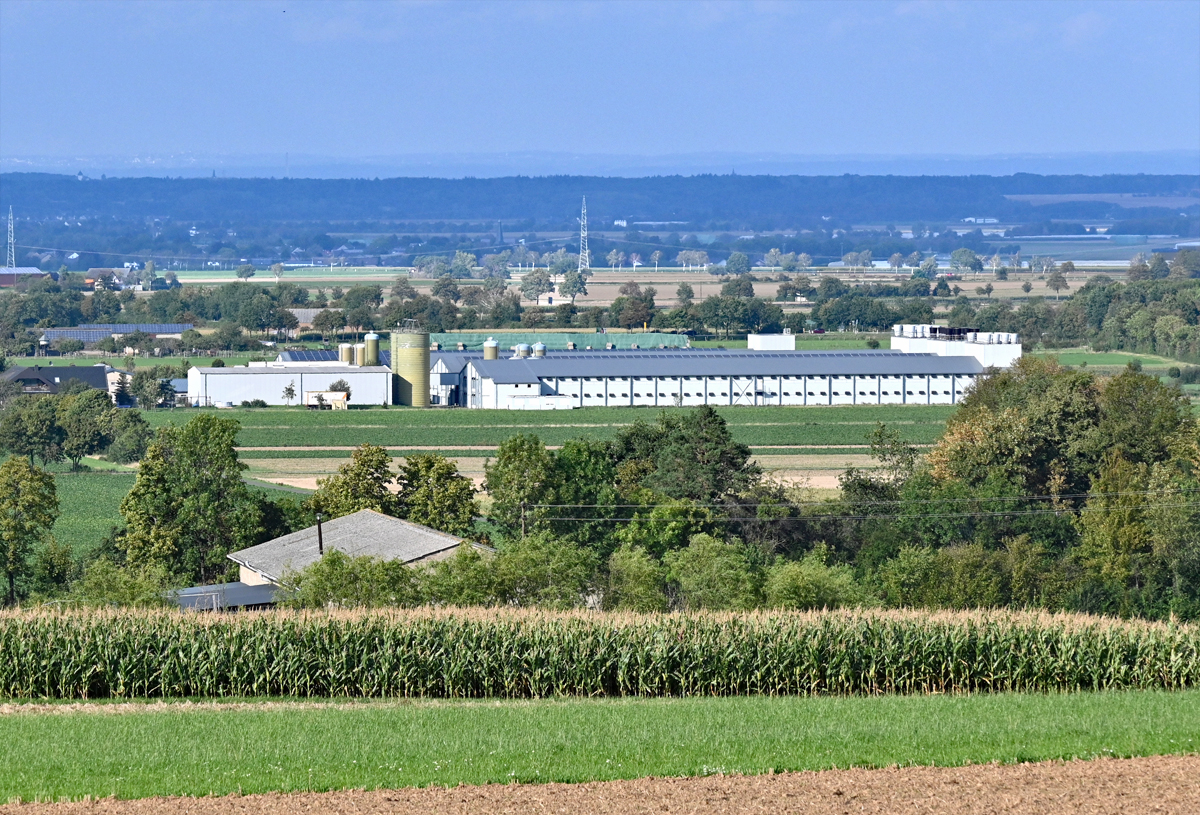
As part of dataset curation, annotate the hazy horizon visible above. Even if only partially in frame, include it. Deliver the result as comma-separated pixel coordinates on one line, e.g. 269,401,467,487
4,150,1198,181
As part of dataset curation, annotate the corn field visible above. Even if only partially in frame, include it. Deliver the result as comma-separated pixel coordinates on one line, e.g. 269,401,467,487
1,608,1196,699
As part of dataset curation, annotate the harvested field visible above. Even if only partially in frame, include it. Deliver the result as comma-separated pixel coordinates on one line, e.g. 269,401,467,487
4,755,1197,814
241,454,863,491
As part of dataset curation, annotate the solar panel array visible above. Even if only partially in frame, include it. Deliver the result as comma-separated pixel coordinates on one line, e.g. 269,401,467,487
41,329,113,343
282,350,395,365
77,323,193,333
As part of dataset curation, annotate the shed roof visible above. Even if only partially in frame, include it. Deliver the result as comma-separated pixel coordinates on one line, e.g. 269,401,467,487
469,350,984,384
170,581,278,611
227,509,467,583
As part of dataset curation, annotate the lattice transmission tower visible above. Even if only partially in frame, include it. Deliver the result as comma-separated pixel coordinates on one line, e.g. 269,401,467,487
576,197,589,275
5,207,14,269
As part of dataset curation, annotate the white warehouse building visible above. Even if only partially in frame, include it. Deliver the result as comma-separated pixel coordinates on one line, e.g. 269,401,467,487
465,349,985,410
185,325,1019,411
187,365,392,407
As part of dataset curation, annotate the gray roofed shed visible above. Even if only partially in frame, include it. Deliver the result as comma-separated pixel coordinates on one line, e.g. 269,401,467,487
170,582,278,611
227,509,473,584
470,350,984,384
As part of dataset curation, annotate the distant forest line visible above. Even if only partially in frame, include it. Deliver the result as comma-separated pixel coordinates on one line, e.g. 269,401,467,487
2,172,1197,227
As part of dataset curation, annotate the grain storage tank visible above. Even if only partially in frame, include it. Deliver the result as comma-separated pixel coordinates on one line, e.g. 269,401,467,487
353,343,366,367
364,333,380,366
516,343,532,358
483,337,499,360
338,343,353,364
532,342,547,358
391,329,430,407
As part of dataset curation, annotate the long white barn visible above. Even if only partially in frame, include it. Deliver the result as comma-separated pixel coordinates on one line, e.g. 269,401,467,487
466,349,984,410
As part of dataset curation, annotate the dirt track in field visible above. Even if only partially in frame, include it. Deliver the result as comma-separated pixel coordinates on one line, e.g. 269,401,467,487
6,755,1196,814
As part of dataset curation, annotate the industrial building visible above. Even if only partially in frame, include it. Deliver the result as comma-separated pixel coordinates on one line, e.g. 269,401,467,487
890,324,1023,368
465,348,984,409
187,330,431,407
186,325,1019,410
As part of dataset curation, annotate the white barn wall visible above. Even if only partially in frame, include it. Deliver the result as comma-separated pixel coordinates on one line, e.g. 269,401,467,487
187,366,392,407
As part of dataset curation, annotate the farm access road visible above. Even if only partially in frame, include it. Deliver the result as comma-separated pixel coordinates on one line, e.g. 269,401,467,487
6,755,1195,814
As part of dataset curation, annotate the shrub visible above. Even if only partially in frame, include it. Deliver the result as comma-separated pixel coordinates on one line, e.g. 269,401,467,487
66,559,173,608
281,549,420,609
240,399,268,408
493,533,598,609
664,534,760,610
604,544,667,612
422,544,497,606
765,545,867,610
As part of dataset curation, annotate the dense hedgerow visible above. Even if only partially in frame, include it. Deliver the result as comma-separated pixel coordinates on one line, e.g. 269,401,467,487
1,608,1196,700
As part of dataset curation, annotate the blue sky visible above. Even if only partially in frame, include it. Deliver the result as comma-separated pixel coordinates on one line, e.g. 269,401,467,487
1,0,1197,174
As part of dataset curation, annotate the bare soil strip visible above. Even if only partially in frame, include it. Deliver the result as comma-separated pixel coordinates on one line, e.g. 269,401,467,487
5,755,1195,814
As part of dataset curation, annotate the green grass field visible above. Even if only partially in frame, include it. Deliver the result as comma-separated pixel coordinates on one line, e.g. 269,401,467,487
51,473,136,556
1,690,1194,800
143,404,957,449
1032,349,1179,369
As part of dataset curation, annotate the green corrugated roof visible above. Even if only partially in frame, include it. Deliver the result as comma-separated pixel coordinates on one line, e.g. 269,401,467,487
429,332,689,350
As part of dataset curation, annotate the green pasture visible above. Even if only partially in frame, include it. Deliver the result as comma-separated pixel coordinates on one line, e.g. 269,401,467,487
51,473,136,557
143,404,957,449
2,690,1194,800
1032,349,1179,369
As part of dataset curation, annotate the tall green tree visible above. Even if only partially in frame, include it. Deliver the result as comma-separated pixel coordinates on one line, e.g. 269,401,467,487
119,414,260,583
483,434,554,539
308,443,401,519
57,389,114,470
395,453,477,536
0,396,64,466
558,270,587,303
646,406,760,502
0,456,59,605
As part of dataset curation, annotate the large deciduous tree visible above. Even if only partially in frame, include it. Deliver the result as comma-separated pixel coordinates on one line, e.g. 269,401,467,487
308,443,401,519
119,414,260,583
395,453,477,537
0,455,58,605
483,434,554,539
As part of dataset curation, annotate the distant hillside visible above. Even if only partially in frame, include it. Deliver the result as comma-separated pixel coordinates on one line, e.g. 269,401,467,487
1,172,1196,225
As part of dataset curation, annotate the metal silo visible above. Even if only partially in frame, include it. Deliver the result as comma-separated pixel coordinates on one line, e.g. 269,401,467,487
532,342,547,358
391,326,430,407
364,333,380,366
483,337,499,360
338,343,353,364
353,343,366,367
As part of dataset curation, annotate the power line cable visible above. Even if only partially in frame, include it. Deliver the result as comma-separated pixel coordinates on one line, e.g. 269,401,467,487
527,487,1200,511
526,500,1200,524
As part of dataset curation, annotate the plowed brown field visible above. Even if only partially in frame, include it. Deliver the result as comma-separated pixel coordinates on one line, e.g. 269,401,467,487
5,755,1196,815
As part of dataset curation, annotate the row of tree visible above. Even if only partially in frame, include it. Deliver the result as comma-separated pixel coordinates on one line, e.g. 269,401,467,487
280,362,1199,618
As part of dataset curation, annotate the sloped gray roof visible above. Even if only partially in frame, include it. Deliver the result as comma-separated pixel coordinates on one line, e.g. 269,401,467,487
469,350,984,384
227,509,465,583
3,364,110,391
